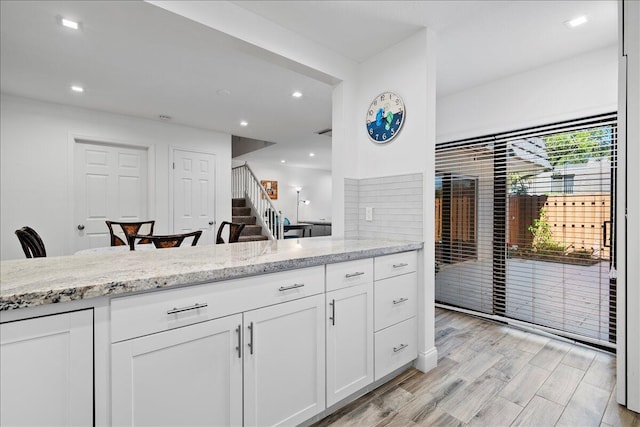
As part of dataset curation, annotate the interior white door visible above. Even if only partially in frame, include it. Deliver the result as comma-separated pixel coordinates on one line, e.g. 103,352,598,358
173,149,216,244
74,141,148,251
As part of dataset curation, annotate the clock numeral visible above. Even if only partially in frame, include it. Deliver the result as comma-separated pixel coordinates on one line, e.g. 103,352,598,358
395,99,400,105
390,128,395,135
382,133,387,140
369,128,373,135
369,109,374,116
375,134,380,140
380,94,385,101
373,100,377,106
396,119,401,125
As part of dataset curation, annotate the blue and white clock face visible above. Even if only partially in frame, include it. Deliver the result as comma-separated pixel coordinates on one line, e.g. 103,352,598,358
366,91,405,144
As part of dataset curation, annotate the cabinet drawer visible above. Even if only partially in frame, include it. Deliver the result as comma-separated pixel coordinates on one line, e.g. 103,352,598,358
374,272,417,331
374,251,417,281
111,266,324,343
374,316,417,381
326,258,373,292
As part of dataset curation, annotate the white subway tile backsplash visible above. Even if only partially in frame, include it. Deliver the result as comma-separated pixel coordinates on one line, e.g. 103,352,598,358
344,173,424,241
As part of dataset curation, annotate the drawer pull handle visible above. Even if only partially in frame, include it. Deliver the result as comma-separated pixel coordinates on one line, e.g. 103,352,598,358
279,283,305,292
393,343,408,353
393,297,408,305
166,302,208,315
345,271,365,278
235,325,242,359
392,263,409,268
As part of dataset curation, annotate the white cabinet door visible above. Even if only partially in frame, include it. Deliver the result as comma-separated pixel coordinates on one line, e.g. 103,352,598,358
326,283,374,407
0,310,93,427
112,314,243,427
244,294,325,427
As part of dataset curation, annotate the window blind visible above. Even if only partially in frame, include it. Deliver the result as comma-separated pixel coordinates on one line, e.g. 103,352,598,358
435,113,617,347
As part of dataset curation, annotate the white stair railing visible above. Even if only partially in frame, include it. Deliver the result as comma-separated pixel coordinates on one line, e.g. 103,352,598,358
232,163,284,240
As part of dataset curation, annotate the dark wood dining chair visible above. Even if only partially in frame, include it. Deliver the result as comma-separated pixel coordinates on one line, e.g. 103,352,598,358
129,230,202,250
216,221,245,244
15,226,47,258
106,220,155,246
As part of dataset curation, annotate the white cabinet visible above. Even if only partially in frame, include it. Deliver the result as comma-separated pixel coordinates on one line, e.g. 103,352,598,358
111,314,243,426
244,294,325,427
326,282,374,407
0,310,93,427
374,252,418,380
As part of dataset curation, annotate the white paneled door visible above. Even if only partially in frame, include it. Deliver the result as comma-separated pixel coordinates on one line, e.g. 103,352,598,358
173,149,216,245
74,141,148,251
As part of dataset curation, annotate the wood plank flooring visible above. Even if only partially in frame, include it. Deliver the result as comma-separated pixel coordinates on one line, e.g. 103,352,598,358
312,308,639,427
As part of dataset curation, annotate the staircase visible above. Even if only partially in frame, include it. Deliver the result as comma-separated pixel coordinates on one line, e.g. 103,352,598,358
232,198,269,242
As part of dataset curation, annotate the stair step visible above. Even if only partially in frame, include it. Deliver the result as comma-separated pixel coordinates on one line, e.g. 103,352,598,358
238,235,269,242
241,225,263,236
233,215,257,225
232,198,246,208
232,207,251,216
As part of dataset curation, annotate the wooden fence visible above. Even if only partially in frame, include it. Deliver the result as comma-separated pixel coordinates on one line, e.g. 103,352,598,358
508,194,611,259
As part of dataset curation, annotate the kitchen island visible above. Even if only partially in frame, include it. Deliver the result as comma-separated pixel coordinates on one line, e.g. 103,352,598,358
1,237,424,427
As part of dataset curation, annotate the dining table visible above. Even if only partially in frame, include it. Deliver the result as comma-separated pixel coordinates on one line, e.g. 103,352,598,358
74,244,156,255
283,223,313,237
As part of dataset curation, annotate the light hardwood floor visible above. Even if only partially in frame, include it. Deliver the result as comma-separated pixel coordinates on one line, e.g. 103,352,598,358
313,308,639,427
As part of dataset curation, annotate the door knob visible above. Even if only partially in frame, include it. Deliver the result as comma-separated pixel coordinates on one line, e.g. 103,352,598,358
77,224,85,230
209,221,214,226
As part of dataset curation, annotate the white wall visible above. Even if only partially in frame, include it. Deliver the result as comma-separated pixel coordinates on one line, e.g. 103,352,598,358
437,45,618,142
1,94,232,260
233,160,332,223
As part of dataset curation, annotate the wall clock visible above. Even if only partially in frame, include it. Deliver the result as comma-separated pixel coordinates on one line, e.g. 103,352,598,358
366,91,405,144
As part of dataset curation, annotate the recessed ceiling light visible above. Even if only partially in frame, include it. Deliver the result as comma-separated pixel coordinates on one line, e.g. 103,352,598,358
61,18,80,30
292,91,303,98
565,15,588,28
309,152,315,157
216,89,231,96
70,85,84,93
281,160,286,163
240,121,248,127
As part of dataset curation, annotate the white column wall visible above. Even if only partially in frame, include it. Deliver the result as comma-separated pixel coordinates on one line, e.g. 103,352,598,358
0,95,231,260
619,0,640,412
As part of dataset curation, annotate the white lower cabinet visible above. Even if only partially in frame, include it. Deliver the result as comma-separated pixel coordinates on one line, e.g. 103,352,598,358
111,313,243,427
326,283,374,407
244,294,326,427
0,310,93,427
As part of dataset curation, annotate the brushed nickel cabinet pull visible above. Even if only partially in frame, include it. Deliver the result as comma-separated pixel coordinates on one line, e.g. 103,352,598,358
392,263,409,268
329,299,335,326
166,302,208,315
393,297,408,305
248,322,254,355
235,325,242,359
278,283,304,292
345,271,365,278
393,343,408,352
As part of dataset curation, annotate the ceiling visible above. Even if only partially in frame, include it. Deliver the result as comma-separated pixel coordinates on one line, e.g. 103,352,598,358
0,1,617,171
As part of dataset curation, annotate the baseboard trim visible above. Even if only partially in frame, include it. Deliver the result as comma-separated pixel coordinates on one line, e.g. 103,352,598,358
414,346,438,373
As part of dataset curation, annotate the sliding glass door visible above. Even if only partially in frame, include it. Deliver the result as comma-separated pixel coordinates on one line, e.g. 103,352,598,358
435,114,617,347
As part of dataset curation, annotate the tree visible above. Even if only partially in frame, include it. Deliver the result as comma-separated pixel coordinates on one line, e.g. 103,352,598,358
543,126,611,167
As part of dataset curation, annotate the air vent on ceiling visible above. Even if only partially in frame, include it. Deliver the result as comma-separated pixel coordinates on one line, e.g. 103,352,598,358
316,128,332,137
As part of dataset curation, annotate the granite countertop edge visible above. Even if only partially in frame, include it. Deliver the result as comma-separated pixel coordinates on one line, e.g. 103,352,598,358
0,239,423,311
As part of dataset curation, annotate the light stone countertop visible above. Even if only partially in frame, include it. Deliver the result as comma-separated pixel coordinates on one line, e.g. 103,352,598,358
0,237,422,311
